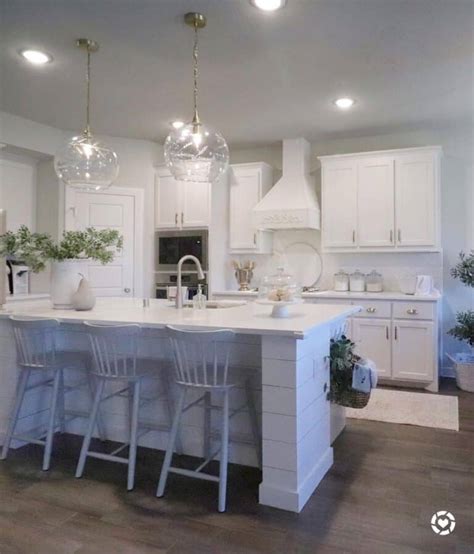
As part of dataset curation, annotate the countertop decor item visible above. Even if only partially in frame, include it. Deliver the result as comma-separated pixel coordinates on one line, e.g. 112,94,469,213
72,273,96,311
233,260,255,291
54,39,119,191
334,270,349,292
349,269,365,292
281,242,322,290
0,226,122,309
448,251,474,392
257,267,302,317
164,12,229,183
366,270,383,292
399,274,417,295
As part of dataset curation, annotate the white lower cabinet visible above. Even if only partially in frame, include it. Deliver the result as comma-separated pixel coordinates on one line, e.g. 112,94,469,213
392,320,434,382
352,318,392,378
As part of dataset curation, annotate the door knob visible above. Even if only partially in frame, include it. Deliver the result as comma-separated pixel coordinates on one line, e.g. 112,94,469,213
124,287,131,293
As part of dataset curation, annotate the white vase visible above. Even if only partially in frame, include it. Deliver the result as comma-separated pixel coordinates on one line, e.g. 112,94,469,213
50,260,87,310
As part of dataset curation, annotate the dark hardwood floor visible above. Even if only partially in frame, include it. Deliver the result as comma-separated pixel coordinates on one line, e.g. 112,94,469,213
1,379,473,554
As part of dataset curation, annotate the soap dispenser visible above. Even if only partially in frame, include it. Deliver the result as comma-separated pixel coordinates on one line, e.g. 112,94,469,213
193,284,207,310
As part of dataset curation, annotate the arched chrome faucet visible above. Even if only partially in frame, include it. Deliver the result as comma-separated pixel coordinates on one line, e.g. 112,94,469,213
176,255,205,309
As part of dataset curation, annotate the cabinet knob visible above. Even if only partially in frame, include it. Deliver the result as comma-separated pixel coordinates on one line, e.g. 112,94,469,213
124,287,131,294
366,307,376,313
175,213,178,225
407,308,418,315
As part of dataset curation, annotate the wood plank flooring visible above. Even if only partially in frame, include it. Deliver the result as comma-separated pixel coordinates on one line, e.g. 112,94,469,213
0,379,472,554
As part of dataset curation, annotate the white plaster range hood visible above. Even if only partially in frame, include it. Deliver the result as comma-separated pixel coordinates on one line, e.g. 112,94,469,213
253,138,320,230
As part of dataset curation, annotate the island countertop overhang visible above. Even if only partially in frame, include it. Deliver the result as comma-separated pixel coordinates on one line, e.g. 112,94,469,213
0,298,360,338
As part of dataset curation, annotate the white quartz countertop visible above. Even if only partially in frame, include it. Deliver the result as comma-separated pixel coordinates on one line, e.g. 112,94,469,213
213,290,441,302
0,297,359,338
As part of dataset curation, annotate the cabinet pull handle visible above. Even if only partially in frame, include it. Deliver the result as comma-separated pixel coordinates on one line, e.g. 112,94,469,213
394,326,398,340
181,212,184,225
390,229,393,243
398,229,402,243
175,213,178,225
407,308,418,315
352,230,356,243
366,307,376,313
386,326,389,340
254,233,257,245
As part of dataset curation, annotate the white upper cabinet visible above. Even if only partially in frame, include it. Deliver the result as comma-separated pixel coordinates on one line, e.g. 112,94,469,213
229,163,273,254
319,146,441,253
357,157,394,248
321,160,357,248
155,166,211,230
0,159,36,232
395,151,437,248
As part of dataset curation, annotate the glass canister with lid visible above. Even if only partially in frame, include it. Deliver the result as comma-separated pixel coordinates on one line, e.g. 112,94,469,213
258,267,302,302
366,270,383,292
334,270,349,292
349,269,366,292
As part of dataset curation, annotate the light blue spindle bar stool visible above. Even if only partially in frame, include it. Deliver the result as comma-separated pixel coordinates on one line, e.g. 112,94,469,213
157,326,261,512
1,316,104,471
76,322,179,491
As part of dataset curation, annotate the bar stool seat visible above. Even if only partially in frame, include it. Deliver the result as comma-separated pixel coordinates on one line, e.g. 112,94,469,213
156,326,261,512
1,317,105,471
75,322,179,491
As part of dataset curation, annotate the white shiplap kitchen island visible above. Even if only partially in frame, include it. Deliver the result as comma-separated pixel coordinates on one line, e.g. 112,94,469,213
0,298,358,512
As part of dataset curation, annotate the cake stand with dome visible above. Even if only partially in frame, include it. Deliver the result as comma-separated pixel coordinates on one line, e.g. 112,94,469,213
256,267,303,318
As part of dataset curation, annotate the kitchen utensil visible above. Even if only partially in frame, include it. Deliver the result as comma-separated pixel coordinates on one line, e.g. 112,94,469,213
366,270,383,292
349,270,365,292
334,270,349,292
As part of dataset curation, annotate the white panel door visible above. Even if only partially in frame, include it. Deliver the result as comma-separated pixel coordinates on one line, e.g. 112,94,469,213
229,170,260,250
0,160,35,232
70,191,135,297
352,318,392,378
395,153,436,247
181,180,210,228
322,161,357,248
392,320,434,381
155,173,180,229
358,157,394,247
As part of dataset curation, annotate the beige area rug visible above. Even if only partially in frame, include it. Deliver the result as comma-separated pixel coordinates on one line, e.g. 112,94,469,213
346,388,459,431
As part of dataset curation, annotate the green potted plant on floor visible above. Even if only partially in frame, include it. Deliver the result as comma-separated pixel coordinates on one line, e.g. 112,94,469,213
448,251,474,392
0,226,123,309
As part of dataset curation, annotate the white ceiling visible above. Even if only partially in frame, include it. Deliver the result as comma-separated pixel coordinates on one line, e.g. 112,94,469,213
1,0,473,147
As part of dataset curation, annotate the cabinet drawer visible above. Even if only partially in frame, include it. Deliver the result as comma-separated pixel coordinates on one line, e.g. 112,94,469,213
393,301,434,320
352,300,391,318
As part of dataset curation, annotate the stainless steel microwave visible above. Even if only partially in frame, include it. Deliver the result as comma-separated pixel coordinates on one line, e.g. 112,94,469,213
155,230,208,271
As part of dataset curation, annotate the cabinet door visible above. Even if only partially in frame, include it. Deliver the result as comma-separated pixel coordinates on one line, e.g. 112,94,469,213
0,160,35,232
352,318,392,378
392,320,434,381
395,153,436,247
229,170,261,250
181,180,210,228
358,157,394,247
155,173,180,229
322,161,358,248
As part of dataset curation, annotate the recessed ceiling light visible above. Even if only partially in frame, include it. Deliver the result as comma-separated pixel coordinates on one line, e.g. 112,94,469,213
171,120,185,129
20,49,52,65
334,97,355,109
250,0,287,12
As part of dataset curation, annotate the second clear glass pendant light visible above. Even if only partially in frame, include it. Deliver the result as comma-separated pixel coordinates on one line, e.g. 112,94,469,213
54,39,119,191
164,13,229,183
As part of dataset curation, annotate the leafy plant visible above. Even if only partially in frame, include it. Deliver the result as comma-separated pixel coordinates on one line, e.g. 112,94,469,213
448,251,474,350
329,335,358,400
0,225,123,273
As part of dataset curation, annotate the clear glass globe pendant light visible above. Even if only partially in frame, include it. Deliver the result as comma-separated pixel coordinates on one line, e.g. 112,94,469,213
54,39,119,190
164,13,229,183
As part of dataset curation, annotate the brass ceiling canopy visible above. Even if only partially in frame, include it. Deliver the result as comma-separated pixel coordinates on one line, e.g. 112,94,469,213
184,12,207,29
76,38,99,53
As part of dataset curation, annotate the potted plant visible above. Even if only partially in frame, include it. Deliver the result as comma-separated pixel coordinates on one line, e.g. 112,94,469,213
0,226,123,309
448,251,474,392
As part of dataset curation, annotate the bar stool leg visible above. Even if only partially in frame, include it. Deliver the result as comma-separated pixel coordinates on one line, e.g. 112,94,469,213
162,370,183,455
42,370,62,471
156,386,186,497
203,391,212,459
127,380,141,491
245,378,262,469
86,373,106,442
1,369,30,461
58,370,66,434
218,390,230,513
75,378,105,479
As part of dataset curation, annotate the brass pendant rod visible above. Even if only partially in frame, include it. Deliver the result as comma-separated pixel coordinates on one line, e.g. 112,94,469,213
76,39,99,138
192,21,200,127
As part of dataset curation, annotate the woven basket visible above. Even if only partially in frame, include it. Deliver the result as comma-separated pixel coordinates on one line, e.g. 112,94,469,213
334,389,370,409
448,353,474,392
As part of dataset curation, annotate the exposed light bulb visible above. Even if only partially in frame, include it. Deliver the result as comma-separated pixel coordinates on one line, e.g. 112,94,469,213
251,0,286,11
192,132,203,148
20,49,52,65
334,97,355,109
171,121,184,129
